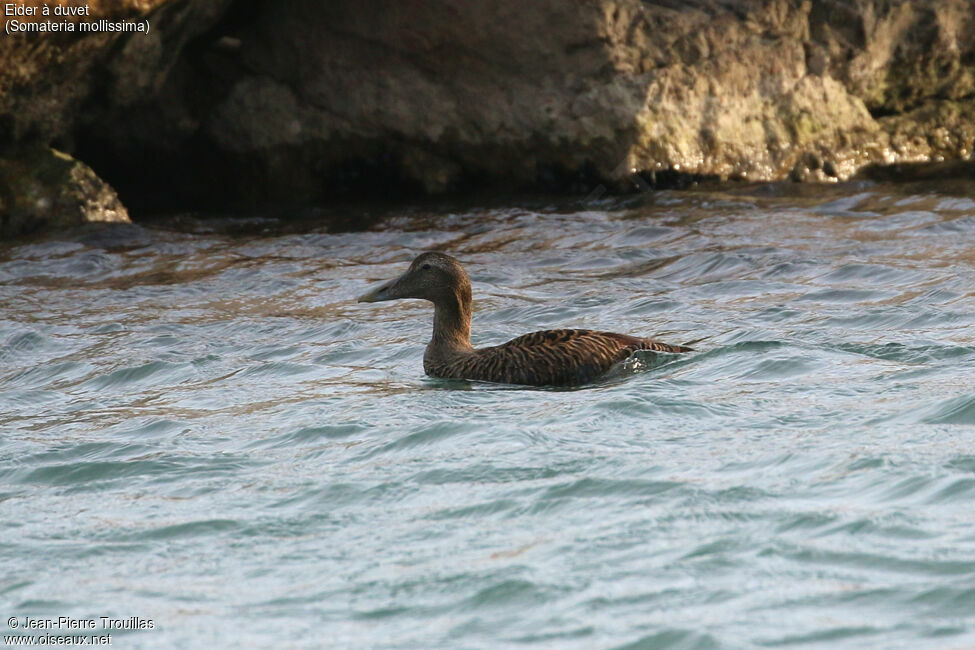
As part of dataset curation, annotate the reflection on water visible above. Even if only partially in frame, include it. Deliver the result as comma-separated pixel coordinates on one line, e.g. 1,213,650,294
1,181,974,648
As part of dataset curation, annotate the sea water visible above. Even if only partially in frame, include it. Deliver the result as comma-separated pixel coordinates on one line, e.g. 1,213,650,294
1,181,974,648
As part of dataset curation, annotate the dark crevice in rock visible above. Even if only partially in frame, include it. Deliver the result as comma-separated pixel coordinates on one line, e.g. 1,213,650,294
867,105,901,119
857,160,975,183
632,169,723,191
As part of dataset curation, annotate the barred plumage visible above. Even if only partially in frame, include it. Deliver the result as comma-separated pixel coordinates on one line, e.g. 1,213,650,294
358,253,691,387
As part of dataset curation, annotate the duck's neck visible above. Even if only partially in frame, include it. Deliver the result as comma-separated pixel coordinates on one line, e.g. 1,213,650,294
431,288,473,350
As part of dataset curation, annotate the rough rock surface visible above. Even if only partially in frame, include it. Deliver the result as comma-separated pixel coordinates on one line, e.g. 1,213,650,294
0,0,230,228
0,148,130,237
0,0,230,142
178,0,975,196
1,0,974,213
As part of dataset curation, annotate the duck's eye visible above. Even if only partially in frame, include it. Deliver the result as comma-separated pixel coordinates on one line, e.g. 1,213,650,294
421,263,431,270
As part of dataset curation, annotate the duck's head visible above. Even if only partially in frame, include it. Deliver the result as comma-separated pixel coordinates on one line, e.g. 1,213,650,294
358,252,471,305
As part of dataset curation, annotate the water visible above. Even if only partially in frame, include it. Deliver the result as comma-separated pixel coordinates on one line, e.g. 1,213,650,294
1,181,974,649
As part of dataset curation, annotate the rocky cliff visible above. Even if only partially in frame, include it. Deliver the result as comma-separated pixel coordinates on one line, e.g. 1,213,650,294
2,0,973,232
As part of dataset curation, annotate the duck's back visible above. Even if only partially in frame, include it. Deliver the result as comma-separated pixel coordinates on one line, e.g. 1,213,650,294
428,328,690,386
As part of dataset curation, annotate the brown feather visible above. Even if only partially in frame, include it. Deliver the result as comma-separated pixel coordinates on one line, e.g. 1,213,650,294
427,329,690,386
358,253,692,387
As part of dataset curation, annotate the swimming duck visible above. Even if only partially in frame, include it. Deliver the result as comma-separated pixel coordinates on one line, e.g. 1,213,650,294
357,252,691,386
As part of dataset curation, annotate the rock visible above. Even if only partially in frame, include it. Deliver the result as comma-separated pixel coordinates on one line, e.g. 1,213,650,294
0,0,231,144
0,0,232,228
0,148,130,238
791,150,841,183
0,0,973,210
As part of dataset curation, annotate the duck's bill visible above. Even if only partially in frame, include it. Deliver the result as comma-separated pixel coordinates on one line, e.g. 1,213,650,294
357,279,396,303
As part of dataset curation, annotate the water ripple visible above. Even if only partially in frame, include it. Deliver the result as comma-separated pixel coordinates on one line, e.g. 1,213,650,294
3,182,975,648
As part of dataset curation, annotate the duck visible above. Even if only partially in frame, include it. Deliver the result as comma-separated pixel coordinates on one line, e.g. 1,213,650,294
357,252,691,386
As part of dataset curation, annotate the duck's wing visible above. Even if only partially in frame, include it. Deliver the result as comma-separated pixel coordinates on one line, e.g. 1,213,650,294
451,329,685,386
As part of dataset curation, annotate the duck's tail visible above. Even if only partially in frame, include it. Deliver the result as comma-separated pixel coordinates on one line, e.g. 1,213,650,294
641,339,694,353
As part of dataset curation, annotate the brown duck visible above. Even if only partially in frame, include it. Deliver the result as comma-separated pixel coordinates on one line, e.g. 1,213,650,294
358,252,691,386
